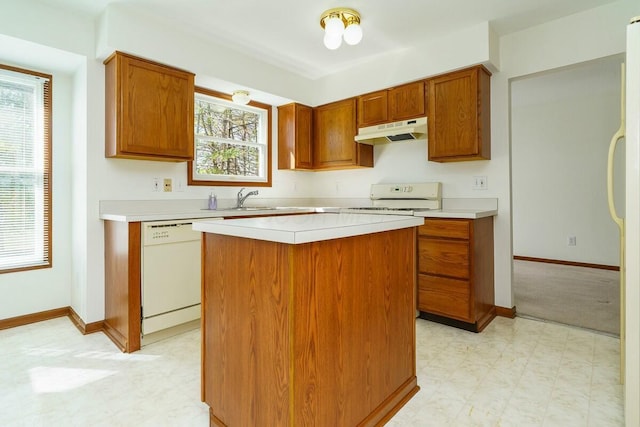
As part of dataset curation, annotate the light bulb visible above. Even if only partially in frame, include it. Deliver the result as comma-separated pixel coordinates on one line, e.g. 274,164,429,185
343,22,363,45
323,32,342,50
232,90,250,105
324,15,344,37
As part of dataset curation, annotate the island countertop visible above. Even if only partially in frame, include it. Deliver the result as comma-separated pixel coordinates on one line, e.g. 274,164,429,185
192,213,424,244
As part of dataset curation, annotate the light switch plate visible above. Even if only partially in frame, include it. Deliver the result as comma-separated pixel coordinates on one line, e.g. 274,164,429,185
163,178,172,192
472,176,488,190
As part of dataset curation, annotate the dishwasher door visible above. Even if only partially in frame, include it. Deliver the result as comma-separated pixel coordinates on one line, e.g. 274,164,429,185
141,219,215,337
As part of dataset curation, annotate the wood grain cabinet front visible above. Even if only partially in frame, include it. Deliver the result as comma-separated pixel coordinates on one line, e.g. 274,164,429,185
427,65,491,162
104,51,195,161
417,217,496,331
357,81,426,128
277,103,313,170
313,98,373,169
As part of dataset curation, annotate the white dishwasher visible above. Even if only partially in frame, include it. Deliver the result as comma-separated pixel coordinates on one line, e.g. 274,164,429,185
141,218,221,343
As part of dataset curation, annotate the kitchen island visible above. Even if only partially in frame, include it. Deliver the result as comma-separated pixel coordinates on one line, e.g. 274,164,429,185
193,213,423,426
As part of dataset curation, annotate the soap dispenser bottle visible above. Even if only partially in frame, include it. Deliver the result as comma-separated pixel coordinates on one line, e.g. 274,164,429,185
208,193,217,210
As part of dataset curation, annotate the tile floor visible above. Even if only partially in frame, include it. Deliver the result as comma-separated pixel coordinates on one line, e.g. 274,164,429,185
0,316,623,426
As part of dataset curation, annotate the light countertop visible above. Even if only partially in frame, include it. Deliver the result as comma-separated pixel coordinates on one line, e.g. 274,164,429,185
99,206,318,222
416,209,497,219
99,198,498,222
192,213,424,244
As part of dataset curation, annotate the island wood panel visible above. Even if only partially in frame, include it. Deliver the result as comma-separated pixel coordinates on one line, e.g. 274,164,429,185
201,227,418,426
293,228,416,426
103,220,141,352
202,235,291,427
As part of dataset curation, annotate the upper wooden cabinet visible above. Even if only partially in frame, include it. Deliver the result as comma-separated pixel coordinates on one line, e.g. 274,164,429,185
427,65,491,162
357,81,425,127
313,98,373,169
105,51,195,162
277,103,313,170
357,90,388,127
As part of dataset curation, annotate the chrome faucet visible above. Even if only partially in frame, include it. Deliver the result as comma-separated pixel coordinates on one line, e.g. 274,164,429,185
236,187,259,208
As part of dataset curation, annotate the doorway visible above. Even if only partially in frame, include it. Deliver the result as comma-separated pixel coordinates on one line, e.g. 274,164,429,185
510,55,624,335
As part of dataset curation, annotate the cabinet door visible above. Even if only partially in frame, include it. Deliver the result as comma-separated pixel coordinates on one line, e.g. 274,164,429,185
419,219,469,240
278,103,313,170
357,90,388,127
106,52,194,161
427,66,491,162
314,98,372,169
418,237,470,279
418,274,472,322
388,81,425,121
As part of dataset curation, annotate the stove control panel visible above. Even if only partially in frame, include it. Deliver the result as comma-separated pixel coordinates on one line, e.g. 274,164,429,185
389,185,413,193
370,182,441,200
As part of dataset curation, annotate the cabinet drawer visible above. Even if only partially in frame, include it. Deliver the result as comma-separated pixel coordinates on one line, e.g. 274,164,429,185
418,274,472,321
419,219,469,239
418,238,469,279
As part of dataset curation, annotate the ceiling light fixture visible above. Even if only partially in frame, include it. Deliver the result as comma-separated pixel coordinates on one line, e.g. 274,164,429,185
231,90,250,105
320,8,363,50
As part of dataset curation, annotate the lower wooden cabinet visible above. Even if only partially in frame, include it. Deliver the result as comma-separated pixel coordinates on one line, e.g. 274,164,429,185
103,220,141,353
417,216,495,331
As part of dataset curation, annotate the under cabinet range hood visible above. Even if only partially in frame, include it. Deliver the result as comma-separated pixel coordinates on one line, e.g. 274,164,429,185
355,117,427,145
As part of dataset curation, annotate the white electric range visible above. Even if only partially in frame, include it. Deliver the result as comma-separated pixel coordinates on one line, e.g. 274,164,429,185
341,182,442,215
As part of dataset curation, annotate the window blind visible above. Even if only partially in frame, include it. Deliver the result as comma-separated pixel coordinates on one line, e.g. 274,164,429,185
0,65,51,273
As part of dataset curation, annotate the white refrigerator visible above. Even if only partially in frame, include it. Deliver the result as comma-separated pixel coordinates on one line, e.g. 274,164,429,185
609,15,640,426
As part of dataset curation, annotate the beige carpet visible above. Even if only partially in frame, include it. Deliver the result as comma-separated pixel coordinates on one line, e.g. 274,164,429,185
513,259,620,336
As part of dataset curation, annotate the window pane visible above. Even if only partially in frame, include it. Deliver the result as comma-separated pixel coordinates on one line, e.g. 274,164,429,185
0,66,51,273
195,99,259,143
195,139,261,177
0,80,35,168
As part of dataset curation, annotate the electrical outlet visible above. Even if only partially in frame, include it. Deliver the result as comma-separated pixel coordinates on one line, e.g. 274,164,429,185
163,178,172,192
152,178,160,192
472,176,488,190
568,236,577,246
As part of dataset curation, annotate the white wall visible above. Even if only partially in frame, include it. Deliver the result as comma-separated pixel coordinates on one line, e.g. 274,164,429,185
511,57,625,266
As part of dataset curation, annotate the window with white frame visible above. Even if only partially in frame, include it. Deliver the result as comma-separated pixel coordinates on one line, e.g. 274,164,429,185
189,88,272,186
0,65,52,273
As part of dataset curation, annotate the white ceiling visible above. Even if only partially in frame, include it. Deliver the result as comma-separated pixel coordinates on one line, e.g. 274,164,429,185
38,0,618,79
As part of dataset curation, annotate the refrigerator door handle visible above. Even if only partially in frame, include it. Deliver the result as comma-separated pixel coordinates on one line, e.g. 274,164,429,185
607,62,625,385
607,63,625,230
